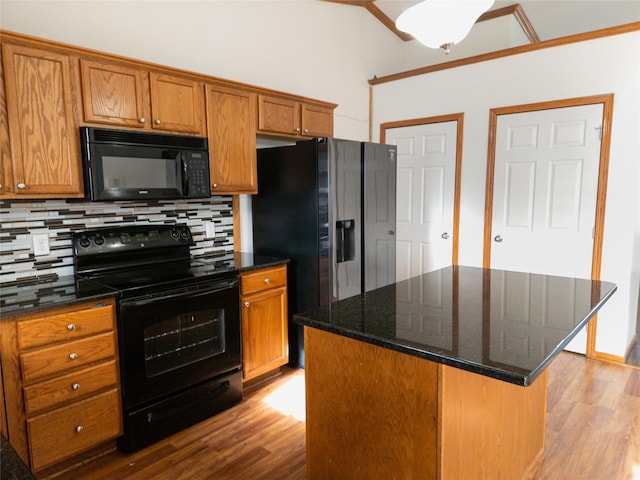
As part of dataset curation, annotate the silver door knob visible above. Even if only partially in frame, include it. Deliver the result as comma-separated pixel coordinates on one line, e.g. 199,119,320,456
69,352,78,360
75,425,84,433
441,232,450,240
139,117,146,124
494,235,503,243
72,383,80,391
17,183,26,189
67,323,75,331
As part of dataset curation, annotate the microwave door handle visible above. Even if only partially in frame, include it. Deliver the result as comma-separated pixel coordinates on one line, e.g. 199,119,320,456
181,158,189,196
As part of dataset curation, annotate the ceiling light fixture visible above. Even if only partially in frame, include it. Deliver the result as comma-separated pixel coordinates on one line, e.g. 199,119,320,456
396,0,495,54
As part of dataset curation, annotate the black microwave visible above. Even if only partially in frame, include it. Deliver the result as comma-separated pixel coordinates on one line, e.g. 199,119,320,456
80,127,211,201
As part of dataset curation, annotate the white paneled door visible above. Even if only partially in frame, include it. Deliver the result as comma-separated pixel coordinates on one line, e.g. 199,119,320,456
489,103,604,353
386,121,458,281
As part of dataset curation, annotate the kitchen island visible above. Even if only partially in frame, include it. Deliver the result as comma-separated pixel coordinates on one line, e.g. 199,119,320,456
293,266,616,480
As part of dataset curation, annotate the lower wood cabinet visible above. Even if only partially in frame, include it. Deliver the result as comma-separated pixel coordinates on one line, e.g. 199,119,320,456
240,265,289,381
0,298,122,472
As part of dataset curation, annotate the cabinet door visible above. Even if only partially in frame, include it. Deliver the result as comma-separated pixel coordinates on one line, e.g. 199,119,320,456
206,84,257,194
241,286,288,380
80,58,149,128
2,43,83,197
302,103,333,137
258,95,301,136
0,47,12,196
149,72,205,135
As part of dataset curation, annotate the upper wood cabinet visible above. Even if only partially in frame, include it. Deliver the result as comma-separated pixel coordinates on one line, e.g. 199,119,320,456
206,83,257,194
80,59,205,136
1,42,84,198
258,94,333,138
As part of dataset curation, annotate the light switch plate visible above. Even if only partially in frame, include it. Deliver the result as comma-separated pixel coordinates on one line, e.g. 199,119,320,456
205,222,216,239
33,234,50,256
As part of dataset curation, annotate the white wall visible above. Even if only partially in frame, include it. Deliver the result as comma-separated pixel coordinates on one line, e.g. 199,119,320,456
372,32,640,358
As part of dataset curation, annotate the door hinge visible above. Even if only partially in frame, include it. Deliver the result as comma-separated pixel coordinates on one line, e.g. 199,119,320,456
596,125,603,141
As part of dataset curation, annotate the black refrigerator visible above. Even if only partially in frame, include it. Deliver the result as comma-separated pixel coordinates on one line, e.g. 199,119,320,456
252,138,397,367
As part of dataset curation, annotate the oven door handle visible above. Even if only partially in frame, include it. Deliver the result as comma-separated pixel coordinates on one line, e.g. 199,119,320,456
120,279,239,308
146,380,231,424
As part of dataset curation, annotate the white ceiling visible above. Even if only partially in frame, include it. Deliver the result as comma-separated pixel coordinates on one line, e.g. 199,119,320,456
377,0,640,40
358,0,640,69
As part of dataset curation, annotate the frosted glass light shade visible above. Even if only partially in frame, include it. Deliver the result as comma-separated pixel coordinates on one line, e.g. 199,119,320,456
396,0,495,50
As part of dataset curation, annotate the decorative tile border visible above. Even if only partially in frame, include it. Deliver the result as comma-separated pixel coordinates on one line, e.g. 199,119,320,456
0,197,234,286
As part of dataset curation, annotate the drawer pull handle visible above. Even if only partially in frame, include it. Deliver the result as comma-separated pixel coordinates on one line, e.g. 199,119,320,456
69,353,78,360
72,383,80,391
67,323,75,331
263,278,271,284
75,425,84,433
244,301,250,308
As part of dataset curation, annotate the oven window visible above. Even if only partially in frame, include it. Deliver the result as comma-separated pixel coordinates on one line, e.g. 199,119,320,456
144,308,226,377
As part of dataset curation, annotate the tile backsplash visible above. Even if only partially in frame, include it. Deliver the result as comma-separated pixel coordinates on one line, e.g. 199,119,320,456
0,197,234,286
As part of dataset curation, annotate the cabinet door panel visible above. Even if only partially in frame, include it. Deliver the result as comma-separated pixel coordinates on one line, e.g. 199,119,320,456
80,59,149,128
3,43,83,196
206,84,257,193
0,48,12,196
258,95,300,135
242,286,288,380
149,72,204,135
302,104,333,137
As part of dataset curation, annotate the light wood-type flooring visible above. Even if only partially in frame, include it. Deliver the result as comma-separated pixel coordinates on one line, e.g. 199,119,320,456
46,352,639,480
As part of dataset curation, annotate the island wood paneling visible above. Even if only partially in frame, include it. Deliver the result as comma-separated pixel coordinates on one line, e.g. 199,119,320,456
304,327,439,480
305,327,549,480
439,365,547,480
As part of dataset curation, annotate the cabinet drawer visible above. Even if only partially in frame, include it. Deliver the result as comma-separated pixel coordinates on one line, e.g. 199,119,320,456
17,301,115,350
27,388,122,472
241,265,287,295
21,332,116,383
23,360,118,415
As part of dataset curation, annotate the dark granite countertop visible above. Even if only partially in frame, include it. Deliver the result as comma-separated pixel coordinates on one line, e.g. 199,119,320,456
293,265,617,386
0,252,288,318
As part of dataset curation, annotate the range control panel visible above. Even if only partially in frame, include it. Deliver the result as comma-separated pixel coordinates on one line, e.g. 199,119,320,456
73,224,193,256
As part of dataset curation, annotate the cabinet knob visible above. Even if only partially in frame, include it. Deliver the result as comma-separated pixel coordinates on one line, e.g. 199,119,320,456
67,323,75,331
212,183,218,188
0,184,3,190
295,127,301,133
155,119,161,125
304,129,309,134
75,425,84,433
441,232,450,240
17,183,26,189
494,235,503,243
244,301,250,308
72,383,80,391
263,278,271,284
139,117,146,124
69,352,78,360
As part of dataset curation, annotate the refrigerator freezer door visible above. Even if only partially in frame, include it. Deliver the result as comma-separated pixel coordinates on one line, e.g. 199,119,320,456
329,139,363,301
363,142,397,293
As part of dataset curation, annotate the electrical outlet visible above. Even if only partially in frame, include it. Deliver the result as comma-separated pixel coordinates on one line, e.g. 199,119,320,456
205,222,216,239
33,234,50,256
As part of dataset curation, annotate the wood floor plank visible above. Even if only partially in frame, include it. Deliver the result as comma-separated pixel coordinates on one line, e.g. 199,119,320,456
42,354,639,480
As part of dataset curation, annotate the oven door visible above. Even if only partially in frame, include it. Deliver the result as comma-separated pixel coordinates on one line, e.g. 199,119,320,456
118,278,240,409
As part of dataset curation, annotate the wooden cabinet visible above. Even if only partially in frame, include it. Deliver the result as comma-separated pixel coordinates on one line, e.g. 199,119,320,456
1,42,84,198
240,265,288,381
258,94,334,138
0,298,122,472
206,83,257,194
80,58,205,135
